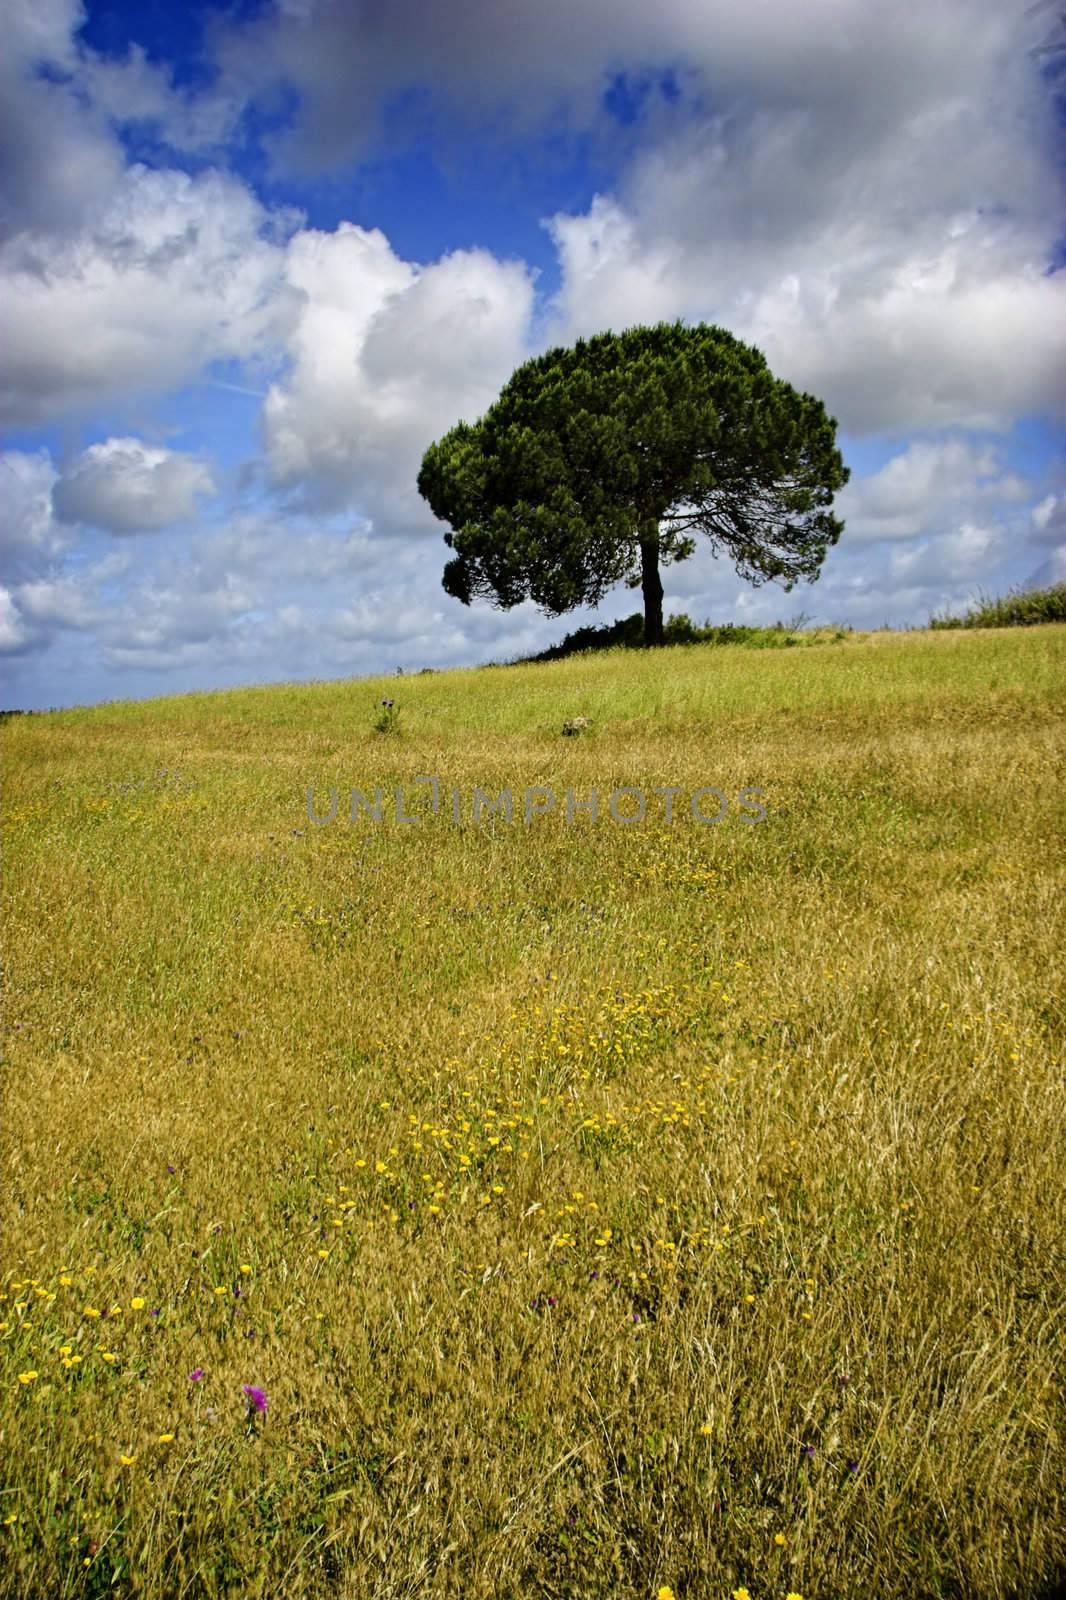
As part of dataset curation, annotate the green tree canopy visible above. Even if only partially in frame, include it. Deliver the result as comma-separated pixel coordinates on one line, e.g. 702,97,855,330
417,320,849,646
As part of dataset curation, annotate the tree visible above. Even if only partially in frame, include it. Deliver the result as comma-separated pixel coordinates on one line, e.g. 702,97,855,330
417,320,849,647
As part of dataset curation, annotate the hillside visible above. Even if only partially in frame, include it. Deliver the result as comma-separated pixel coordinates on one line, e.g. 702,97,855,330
2,625,1065,1600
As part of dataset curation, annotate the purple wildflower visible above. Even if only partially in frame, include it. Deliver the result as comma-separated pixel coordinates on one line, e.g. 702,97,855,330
242,1385,267,1414
188,1368,204,1383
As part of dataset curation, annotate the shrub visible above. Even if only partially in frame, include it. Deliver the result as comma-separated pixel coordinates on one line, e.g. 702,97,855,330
525,612,831,661
930,582,1066,629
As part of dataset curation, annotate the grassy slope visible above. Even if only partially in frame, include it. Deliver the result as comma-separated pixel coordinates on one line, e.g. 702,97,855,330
2,626,1065,1600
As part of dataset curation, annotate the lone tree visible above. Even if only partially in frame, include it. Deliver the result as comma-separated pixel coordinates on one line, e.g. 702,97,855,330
417,320,849,647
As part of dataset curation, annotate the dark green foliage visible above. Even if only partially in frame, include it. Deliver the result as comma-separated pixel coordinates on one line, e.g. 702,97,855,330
525,611,848,661
418,321,849,645
930,582,1066,629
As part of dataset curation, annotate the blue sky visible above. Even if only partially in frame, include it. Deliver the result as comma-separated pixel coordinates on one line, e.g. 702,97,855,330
2,0,1064,710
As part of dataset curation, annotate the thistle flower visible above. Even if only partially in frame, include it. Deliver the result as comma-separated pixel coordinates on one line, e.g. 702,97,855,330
242,1385,267,1413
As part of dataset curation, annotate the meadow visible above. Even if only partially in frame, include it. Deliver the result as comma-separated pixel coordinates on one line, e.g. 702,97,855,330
2,624,1064,1600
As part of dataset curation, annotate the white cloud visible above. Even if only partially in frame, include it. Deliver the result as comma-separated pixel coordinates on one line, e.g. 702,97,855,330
16,577,106,631
263,223,536,517
835,439,1030,543
0,586,33,655
52,439,216,533
210,0,667,176
0,166,294,428
0,449,70,584
1030,492,1066,546
534,3,1065,434
76,44,240,154
886,522,1003,587
0,0,243,238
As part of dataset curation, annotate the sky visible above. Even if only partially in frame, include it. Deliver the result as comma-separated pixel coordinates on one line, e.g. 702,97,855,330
2,0,1064,711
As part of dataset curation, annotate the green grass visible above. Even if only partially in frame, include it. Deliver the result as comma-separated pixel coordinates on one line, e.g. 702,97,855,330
2,624,1065,1599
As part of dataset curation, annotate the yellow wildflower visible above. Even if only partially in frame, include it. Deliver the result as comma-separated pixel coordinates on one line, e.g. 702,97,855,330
130,1297,145,1310
17,1371,38,1384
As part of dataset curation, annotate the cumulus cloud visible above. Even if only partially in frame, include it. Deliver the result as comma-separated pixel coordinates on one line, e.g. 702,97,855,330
263,223,536,517
80,510,550,677
0,0,122,236
0,587,33,655
0,166,294,428
0,556,129,660
835,439,1030,543
75,43,240,154
15,576,107,631
886,522,1004,588
209,0,673,176
544,198,1065,437
0,0,241,239
1029,492,1066,547
52,439,216,533
0,450,70,584
534,2,1065,434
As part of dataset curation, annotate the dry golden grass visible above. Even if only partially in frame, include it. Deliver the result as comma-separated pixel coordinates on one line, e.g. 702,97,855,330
2,624,1065,1599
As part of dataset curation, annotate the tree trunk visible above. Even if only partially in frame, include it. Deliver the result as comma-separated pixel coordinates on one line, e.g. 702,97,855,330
640,524,664,647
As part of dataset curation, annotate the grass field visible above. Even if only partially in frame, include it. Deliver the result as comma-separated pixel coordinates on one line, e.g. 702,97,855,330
2,625,1065,1600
